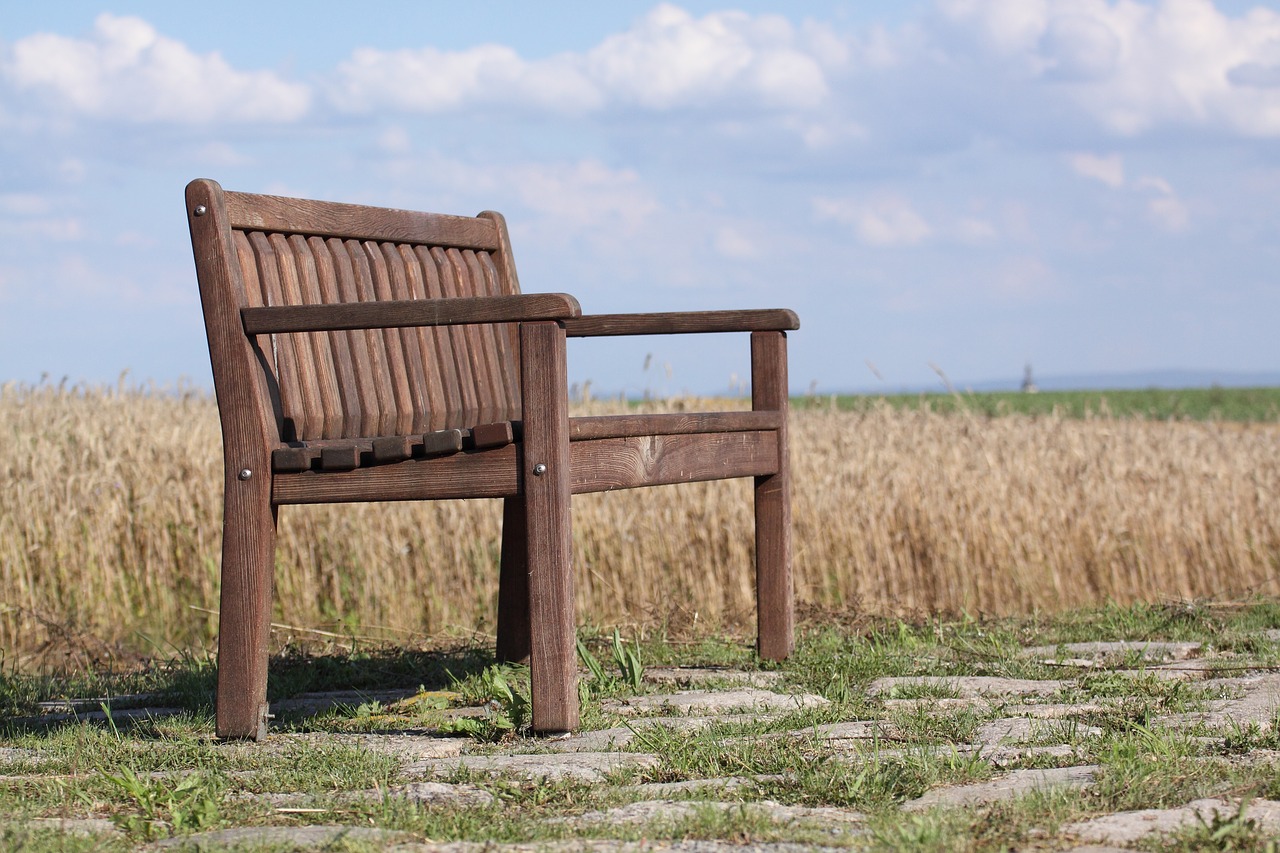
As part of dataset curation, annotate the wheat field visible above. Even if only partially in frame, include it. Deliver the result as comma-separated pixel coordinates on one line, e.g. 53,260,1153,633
1,381,1277,668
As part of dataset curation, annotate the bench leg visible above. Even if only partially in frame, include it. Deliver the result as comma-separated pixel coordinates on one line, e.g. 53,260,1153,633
520,321,578,733
216,476,277,741
496,496,531,663
753,331,794,661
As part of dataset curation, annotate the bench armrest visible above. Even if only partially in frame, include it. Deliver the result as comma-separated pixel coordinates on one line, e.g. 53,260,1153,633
563,309,799,338
241,293,581,334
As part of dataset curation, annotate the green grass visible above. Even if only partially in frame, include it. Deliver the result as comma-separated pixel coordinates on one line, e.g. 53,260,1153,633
4,600,1280,849
797,386,1280,421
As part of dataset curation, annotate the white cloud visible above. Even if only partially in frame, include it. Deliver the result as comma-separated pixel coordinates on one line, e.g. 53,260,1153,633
1135,175,1190,230
329,4,833,116
0,194,82,240
1069,152,1125,187
585,4,827,109
508,160,660,233
939,0,1280,137
953,216,999,243
814,195,932,247
399,153,661,236
713,225,759,259
378,126,412,154
2,13,310,123
994,255,1054,298
0,194,52,216
330,43,599,113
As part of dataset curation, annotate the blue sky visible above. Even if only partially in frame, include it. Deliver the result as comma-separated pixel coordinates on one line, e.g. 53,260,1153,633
2,1,1278,396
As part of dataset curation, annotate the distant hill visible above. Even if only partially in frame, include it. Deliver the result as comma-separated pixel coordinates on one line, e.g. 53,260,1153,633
853,369,1280,395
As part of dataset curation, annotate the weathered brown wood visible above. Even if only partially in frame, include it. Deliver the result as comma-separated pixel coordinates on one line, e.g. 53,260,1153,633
186,179,279,741
420,428,464,456
226,190,504,248
412,246,465,430
362,241,416,436
564,309,799,338
519,321,577,732
462,250,508,424
320,445,361,470
570,432,778,494
382,243,432,434
326,237,385,438
248,231,312,441
345,239,399,437
271,445,520,504
752,331,794,661
272,447,314,472
288,235,344,438
188,178,796,743
372,435,414,463
431,246,483,427
568,412,782,441
496,496,531,663
469,421,514,449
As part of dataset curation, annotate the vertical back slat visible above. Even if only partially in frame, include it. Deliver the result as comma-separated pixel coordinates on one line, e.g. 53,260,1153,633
265,234,327,439
247,232,310,441
462,249,509,424
344,240,398,436
429,246,482,427
225,196,523,439
396,245,450,432
362,241,416,436
381,243,432,434
477,250,522,413
307,236,365,438
286,234,345,438
444,248,500,424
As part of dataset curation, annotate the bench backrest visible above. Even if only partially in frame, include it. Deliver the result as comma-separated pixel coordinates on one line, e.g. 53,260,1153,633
189,180,524,443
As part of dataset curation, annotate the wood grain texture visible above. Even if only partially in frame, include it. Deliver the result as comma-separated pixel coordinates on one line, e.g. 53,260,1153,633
519,321,578,732
320,238,387,437
752,331,794,661
569,432,778,494
568,412,782,441
226,190,504,248
312,237,375,437
232,220,574,439
361,240,416,436
186,179,281,741
271,445,520,504
564,309,799,338
496,496,531,664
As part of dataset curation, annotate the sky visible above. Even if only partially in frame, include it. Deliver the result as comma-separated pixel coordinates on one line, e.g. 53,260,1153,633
2,1,1279,397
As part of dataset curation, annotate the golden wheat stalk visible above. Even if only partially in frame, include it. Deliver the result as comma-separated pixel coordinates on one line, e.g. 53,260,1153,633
2,383,1277,666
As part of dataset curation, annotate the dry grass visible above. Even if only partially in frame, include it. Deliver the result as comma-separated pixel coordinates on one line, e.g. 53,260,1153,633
2,382,1278,667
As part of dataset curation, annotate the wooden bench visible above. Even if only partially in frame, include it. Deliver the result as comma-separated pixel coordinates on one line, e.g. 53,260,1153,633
185,179,798,740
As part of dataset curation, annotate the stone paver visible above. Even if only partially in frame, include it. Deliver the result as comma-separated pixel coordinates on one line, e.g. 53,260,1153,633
867,676,1063,699
270,688,429,717
26,817,122,837
1156,672,1280,730
565,798,864,831
642,667,784,689
0,747,45,765
1022,641,1202,663
603,688,828,717
385,780,496,807
146,825,410,850
406,751,661,782
975,716,1102,749
1062,797,1280,845
902,765,1098,811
